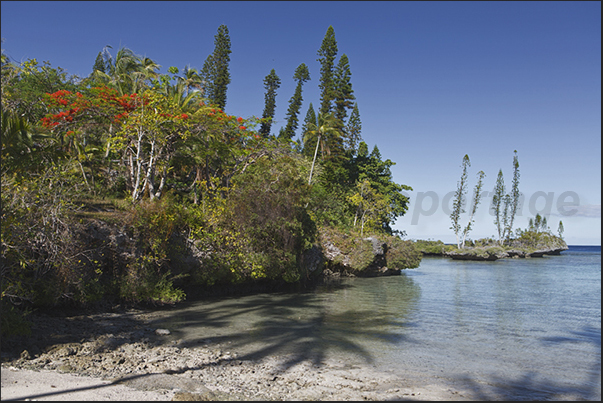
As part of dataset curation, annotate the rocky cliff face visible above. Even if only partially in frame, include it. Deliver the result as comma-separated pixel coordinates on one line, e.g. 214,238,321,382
316,229,422,277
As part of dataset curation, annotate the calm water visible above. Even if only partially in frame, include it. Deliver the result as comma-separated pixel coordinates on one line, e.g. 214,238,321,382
155,245,601,400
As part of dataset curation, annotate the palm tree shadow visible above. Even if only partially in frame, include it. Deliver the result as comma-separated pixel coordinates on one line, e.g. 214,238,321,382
149,278,421,373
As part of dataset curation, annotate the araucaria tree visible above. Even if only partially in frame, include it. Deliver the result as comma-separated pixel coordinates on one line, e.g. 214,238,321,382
317,26,338,116
333,54,355,128
450,154,486,248
451,155,470,248
344,103,362,154
280,63,310,141
259,69,281,138
505,150,521,239
490,150,521,244
200,25,232,110
460,170,486,248
301,103,318,157
492,169,507,244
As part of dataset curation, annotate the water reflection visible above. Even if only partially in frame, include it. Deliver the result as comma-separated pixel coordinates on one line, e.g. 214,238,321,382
151,274,421,370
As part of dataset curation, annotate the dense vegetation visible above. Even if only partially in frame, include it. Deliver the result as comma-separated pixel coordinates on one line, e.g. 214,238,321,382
1,26,417,332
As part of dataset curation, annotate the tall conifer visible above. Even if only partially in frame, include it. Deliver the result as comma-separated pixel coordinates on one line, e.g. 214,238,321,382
345,103,362,153
259,69,281,137
317,26,338,116
334,54,355,126
281,63,310,140
301,103,317,157
92,51,106,74
200,25,232,110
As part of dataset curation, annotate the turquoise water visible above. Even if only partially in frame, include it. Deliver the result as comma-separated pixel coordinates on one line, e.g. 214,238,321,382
156,245,601,400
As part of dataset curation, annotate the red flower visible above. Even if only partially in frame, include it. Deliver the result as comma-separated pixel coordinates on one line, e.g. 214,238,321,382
237,117,243,123
239,126,246,131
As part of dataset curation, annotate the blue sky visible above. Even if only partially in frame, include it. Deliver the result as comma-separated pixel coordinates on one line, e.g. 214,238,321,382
2,1,601,245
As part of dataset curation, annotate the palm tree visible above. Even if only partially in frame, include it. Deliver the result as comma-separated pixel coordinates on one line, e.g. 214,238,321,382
303,112,341,184
131,56,161,93
91,46,160,95
181,65,203,96
1,106,53,174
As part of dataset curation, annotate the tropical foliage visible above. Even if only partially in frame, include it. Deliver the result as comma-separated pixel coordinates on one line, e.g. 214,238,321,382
1,25,416,329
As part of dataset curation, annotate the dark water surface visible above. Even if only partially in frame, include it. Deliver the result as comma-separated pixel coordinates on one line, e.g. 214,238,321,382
154,245,601,400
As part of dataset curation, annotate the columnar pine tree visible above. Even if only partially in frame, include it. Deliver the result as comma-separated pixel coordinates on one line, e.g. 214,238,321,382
460,170,486,248
317,26,338,116
200,25,231,110
333,54,355,128
451,155,471,249
345,103,362,154
504,150,521,240
92,51,106,74
301,103,318,157
280,63,310,140
492,169,506,245
259,69,281,138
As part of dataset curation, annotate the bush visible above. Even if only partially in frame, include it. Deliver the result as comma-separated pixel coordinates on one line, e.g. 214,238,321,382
386,237,422,269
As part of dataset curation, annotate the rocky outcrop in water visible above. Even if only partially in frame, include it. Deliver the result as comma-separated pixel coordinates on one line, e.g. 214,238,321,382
317,229,422,276
444,234,568,261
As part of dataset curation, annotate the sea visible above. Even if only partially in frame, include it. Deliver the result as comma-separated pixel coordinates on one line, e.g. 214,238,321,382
155,245,601,400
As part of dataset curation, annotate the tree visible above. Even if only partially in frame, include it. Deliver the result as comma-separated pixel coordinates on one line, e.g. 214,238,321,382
355,144,412,234
451,155,471,249
90,46,160,95
1,105,53,175
557,220,564,239
304,112,341,184
460,170,486,248
348,179,388,236
92,51,106,75
200,25,232,110
301,103,317,157
504,150,521,239
345,103,362,154
333,54,355,128
317,26,338,116
450,155,486,248
492,169,506,245
259,69,281,138
280,63,310,141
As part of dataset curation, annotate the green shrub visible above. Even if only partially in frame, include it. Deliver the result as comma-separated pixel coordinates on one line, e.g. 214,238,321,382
387,237,422,269
0,304,32,337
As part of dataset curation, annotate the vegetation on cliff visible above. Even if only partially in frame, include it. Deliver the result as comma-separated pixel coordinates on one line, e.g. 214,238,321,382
1,26,419,335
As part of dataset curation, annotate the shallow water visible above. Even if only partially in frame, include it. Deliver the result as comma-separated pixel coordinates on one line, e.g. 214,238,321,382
154,245,601,400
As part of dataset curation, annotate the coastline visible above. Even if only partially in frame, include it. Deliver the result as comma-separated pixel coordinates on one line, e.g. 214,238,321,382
1,310,472,401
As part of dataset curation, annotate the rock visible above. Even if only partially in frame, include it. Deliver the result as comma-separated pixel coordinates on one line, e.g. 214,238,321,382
19,350,31,360
155,329,171,336
445,247,507,261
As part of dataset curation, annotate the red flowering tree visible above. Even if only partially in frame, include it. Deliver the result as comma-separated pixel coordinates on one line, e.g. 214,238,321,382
41,85,271,201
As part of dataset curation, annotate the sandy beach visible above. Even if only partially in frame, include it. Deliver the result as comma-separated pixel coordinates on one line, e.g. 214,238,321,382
1,309,474,401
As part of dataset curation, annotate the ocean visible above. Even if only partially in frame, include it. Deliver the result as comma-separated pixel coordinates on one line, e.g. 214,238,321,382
157,245,601,400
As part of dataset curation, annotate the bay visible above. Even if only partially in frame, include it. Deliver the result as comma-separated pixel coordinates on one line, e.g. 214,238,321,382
154,245,601,400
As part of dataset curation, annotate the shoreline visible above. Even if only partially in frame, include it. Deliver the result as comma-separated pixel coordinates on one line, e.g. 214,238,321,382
1,310,472,401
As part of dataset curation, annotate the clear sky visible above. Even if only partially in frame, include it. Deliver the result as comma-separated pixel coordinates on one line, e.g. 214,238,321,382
2,1,601,245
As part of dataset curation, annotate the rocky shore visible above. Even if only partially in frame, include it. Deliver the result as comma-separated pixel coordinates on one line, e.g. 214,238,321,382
1,309,471,401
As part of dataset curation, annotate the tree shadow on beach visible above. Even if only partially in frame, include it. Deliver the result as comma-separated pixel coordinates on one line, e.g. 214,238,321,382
147,277,421,372
2,277,423,401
